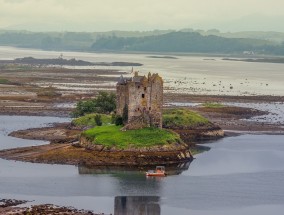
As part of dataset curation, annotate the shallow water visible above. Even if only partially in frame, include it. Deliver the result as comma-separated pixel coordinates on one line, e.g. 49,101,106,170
1,116,284,214
224,102,284,124
1,46,284,96
0,115,69,150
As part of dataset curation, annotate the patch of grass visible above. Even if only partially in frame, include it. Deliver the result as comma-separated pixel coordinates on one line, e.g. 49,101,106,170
82,125,181,149
163,109,209,128
202,102,224,108
72,113,112,126
36,86,62,97
0,78,10,84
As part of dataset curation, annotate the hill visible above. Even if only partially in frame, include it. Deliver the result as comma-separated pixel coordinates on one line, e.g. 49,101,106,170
1,30,284,55
91,31,284,55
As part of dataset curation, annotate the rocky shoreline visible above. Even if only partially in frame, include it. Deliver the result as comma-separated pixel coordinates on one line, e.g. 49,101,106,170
0,199,104,215
0,142,193,167
2,123,194,166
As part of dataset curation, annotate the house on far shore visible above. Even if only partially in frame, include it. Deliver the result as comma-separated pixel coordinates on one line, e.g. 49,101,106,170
116,71,163,130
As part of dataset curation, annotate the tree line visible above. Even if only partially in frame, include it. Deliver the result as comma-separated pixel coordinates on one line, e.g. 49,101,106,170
91,32,284,55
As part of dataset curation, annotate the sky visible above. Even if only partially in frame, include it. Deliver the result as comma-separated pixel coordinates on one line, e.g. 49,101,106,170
1,0,284,32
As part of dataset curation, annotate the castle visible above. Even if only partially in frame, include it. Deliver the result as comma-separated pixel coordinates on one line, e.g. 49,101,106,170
116,71,163,129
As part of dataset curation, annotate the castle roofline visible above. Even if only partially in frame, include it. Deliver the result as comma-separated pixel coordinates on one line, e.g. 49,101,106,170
117,75,132,85
117,72,162,85
132,75,145,83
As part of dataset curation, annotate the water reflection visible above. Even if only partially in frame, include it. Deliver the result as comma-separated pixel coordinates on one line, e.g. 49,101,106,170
0,115,69,150
78,162,192,177
114,196,160,215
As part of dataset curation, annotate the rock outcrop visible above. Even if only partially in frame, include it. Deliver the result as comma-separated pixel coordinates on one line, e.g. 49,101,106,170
79,136,193,166
164,123,224,144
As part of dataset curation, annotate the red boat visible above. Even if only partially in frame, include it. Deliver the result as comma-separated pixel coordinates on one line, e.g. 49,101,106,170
146,166,166,177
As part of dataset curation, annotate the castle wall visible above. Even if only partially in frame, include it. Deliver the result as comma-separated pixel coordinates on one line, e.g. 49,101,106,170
116,84,128,116
116,73,163,129
149,76,163,128
128,81,150,122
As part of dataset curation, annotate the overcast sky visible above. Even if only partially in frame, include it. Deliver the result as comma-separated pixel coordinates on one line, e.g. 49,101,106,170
1,0,284,32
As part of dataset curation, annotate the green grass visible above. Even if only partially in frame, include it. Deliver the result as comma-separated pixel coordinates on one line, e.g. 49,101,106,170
0,78,10,84
163,109,209,127
202,102,225,108
72,113,112,126
82,125,181,149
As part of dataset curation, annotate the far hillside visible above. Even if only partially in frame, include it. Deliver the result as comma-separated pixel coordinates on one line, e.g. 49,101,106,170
1,30,284,55
91,32,284,55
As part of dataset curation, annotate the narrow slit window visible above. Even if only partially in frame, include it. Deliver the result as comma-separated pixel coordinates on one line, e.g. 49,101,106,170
142,94,145,98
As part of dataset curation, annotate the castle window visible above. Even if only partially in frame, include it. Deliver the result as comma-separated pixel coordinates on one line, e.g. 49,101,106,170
138,108,140,111
144,87,147,91
149,107,151,110
142,94,145,98
138,86,140,89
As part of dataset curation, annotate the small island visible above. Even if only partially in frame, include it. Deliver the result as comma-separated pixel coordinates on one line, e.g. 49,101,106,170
0,57,143,67
0,72,224,167
147,55,178,59
76,71,193,165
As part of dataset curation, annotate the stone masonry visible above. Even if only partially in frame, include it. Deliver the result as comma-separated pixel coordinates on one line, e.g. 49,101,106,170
116,71,163,129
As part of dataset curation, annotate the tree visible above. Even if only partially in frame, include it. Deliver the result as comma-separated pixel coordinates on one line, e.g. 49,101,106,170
94,114,102,126
114,115,123,126
72,91,116,117
94,91,116,113
71,100,97,117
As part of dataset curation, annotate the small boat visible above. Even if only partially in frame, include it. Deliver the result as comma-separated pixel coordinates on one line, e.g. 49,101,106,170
146,166,166,177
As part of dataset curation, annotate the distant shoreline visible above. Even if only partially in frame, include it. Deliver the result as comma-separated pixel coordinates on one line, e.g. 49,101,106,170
223,57,284,64
147,55,178,59
0,57,143,67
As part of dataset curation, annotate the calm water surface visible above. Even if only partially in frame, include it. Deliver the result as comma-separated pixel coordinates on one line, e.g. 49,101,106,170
1,115,284,214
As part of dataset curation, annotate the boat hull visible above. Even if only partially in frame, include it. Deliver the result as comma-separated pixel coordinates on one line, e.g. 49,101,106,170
146,172,166,177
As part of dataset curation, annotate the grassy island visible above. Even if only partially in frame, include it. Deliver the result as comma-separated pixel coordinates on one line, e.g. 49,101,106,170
82,125,181,149
73,108,219,152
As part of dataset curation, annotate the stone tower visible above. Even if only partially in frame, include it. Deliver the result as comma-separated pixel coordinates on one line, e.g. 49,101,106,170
116,71,163,129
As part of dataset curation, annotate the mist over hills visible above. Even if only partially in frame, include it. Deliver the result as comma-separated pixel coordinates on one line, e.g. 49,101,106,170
0,29,284,55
